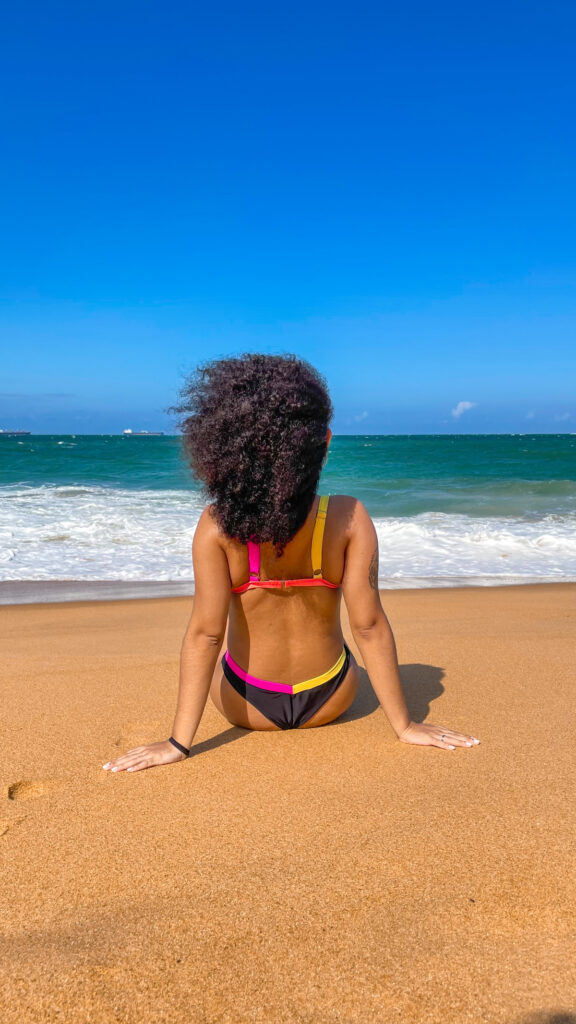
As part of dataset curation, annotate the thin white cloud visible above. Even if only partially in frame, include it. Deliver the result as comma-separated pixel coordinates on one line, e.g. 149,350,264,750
554,412,572,422
0,392,77,399
353,411,368,422
451,401,477,419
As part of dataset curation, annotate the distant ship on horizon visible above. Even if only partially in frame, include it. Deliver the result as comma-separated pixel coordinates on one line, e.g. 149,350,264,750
0,428,31,436
122,429,165,436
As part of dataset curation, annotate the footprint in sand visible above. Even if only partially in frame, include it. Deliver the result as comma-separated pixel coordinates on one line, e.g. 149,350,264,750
0,816,27,836
5,779,61,802
113,720,162,750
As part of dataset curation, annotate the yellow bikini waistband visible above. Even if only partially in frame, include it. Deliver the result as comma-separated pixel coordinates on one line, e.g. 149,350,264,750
290,646,347,693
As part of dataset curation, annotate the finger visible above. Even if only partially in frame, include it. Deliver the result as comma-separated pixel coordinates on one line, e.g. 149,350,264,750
452,733,481,747
107,754,148,772
110,759,145,773
102,747,145,770
126,760,151,773
435,734,456,749
438,730,480,748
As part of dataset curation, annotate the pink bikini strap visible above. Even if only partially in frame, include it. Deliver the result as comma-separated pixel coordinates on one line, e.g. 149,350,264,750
247,537,260,580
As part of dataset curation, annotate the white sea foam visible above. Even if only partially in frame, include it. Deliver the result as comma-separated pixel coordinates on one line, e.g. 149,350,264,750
1,484,575,588
373,512,576,581
0,485,204,581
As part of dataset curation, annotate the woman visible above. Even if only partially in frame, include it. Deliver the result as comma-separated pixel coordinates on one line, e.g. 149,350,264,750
103,354,479,774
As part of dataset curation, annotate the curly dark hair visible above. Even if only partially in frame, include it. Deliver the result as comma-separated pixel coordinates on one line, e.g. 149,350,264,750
167,353,333,555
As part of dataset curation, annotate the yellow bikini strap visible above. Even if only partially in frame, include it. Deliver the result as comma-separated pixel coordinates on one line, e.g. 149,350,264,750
311,494,329,577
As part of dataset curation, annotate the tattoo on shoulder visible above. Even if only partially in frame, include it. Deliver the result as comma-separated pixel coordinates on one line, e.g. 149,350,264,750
368,549,378,590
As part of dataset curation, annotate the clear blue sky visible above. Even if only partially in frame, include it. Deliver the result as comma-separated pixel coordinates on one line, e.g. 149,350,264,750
1,1,575,434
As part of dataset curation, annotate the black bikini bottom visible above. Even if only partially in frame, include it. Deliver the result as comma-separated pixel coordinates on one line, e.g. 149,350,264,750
221,643,352,730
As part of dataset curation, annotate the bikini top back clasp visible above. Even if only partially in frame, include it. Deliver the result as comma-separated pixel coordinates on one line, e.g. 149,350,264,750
231,494,339,593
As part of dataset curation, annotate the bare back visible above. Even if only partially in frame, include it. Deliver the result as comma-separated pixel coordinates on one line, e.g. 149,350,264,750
219,494,357,683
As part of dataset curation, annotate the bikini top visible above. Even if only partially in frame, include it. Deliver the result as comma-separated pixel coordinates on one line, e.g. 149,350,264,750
231,494,340,594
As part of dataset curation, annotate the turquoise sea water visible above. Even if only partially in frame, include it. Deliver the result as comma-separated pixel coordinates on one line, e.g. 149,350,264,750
1,433,575,589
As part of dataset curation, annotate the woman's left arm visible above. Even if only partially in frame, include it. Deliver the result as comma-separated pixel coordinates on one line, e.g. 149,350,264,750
102,507,231,773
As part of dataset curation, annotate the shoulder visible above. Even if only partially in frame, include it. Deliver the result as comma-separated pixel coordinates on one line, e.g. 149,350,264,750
325,495,373,538
194,504,227,547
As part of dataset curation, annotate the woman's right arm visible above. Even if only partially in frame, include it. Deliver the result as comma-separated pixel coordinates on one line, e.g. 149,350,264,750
341,500,480,751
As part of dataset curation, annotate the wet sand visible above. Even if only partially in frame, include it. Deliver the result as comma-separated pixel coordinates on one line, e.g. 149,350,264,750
1,584,575,1023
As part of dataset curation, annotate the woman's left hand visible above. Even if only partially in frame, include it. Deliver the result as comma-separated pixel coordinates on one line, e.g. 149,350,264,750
398,721,480,750
102,739,187,773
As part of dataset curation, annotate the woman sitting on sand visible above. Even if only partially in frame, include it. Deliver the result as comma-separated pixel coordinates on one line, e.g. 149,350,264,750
103,354,479,774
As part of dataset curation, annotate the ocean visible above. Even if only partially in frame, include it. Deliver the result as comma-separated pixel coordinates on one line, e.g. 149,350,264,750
1,433,575,601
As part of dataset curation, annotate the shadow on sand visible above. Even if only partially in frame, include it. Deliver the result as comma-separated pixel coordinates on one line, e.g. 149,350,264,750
513,1014,576,1024
335,662,446,727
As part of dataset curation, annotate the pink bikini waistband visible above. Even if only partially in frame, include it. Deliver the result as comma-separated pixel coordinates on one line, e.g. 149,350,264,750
224,650,294,693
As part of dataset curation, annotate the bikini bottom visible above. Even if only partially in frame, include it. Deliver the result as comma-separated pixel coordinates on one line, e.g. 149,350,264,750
221,643,351,730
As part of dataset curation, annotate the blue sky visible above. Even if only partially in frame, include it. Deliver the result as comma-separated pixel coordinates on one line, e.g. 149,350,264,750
1,0,575,434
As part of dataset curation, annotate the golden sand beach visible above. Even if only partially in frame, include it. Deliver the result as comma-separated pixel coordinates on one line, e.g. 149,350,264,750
1,584,575,1023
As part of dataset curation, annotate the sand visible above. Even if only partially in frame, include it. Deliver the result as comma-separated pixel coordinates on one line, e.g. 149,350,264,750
1,584,575,1024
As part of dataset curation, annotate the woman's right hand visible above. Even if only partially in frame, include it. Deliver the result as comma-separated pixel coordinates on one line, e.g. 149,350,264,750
102,739,188,774
398,721,480,750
